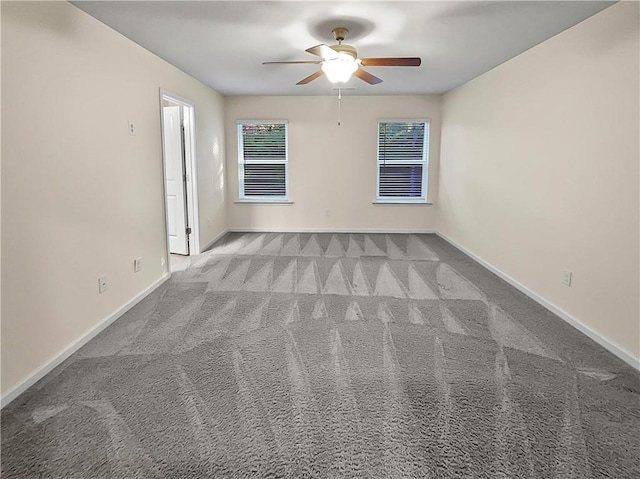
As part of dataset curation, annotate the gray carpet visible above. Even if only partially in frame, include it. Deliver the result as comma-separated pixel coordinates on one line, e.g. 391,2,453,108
2,232,639,478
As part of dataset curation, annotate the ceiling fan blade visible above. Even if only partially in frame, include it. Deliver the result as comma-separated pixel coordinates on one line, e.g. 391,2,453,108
262,61,322,65
354,67,383,85
296,70,324,85
360,57,422,67
305,44,340,61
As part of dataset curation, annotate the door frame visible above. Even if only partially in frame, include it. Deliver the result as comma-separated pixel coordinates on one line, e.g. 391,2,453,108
159,89,200,260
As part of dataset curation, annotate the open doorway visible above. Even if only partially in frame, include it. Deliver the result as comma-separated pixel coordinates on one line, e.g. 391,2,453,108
160,90,199,271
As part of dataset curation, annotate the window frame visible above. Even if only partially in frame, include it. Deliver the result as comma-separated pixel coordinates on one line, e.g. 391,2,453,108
376,118,430,204
236,119,289,202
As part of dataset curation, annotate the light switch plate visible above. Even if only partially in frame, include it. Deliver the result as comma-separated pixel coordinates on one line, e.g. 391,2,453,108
98,275,108,293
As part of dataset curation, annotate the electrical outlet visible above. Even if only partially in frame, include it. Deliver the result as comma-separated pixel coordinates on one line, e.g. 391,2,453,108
98,275,108,294
561,270,572,287
128,121,135,136
134,257,142,273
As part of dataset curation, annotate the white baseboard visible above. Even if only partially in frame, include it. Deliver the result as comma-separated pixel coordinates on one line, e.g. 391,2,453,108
7,228,633,410
435,232,639,371
228,227,437,234
200,228,229,253
1,273,171,409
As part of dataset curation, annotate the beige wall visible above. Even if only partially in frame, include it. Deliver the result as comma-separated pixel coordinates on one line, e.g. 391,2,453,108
1,2,226,396
225,95,440,232
438,2,639,360
2,0,637,402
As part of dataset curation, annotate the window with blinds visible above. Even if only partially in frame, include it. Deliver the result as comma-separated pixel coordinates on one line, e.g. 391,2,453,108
377,120,429,202
237,121,288,200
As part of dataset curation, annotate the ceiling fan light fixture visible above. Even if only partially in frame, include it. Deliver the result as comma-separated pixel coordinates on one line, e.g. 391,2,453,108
321,53,358,83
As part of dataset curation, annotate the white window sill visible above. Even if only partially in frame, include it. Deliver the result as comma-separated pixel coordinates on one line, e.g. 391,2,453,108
235,199,294,205
373,200,433,206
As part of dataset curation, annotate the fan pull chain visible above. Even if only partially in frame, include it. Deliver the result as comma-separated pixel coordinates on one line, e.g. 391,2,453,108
337,88,342,126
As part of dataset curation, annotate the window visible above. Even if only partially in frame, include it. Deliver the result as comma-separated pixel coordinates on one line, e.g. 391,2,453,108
377,120,429,203
237,120,288,201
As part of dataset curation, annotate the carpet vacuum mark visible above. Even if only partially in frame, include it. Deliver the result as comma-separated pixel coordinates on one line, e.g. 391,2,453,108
2,233,639,478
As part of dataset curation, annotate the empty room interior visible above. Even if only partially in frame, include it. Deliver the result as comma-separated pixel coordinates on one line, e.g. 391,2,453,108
2,1,639,477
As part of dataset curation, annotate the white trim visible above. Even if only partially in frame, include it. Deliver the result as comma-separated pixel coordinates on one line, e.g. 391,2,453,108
160,90,194,107
234,200,294,205
373,201,433,206
160,90,200,255
376,119,430,202
378,118,432,124
237,121,289,201
1,273,171,409
228,227,436,234
236,119,288,125
436,231,640,371
182,103,200,254
159,95,173,268
200,228,229,253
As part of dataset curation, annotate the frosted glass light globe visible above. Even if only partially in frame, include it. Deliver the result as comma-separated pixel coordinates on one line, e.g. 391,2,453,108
321,54,358,83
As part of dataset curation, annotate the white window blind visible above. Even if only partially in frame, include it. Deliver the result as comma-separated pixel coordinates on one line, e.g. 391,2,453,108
237,121,288,200
377,120,429,202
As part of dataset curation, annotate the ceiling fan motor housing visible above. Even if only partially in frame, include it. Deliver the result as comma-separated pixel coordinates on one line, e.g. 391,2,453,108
331,43,357,59
330,27,357,59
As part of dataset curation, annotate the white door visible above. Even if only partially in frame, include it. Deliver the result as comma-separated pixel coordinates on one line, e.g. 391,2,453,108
162,105,189,255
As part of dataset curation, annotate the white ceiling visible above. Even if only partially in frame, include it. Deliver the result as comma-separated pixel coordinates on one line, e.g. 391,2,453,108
72,1,615,96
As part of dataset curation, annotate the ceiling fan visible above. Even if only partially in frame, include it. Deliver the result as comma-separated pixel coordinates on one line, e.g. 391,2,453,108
263,27,421,85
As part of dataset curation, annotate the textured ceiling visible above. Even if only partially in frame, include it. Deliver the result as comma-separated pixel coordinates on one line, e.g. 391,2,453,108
72,1,615,96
